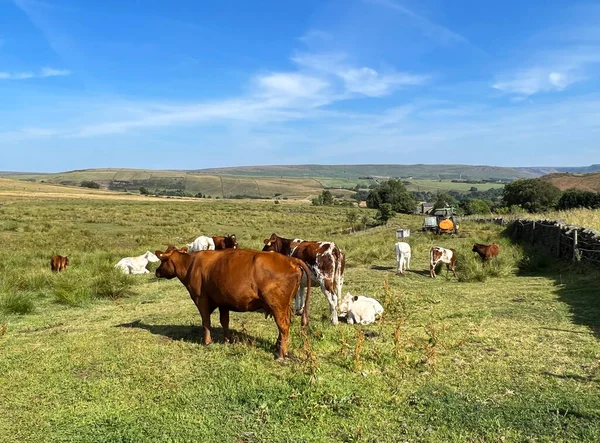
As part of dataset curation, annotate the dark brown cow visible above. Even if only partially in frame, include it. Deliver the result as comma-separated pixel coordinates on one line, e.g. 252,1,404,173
472,243,500,261
213,234,238,250
262,233,345,325
154,247,311,359
50,255,69,272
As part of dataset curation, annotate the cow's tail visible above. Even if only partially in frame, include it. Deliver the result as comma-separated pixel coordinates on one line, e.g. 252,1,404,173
298,260,311,328
333,246,345,300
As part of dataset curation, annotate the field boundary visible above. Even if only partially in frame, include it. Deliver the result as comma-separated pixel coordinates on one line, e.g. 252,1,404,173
464,216,600,267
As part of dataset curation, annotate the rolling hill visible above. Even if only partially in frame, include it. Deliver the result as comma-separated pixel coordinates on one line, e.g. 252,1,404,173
541,172,600,192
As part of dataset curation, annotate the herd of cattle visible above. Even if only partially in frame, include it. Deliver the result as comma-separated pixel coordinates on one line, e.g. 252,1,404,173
49,234,500,359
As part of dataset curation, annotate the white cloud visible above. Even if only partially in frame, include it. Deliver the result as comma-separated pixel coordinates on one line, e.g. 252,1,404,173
40,67,71,77
256,73,329,99
0,67,70,80
292,52,428,97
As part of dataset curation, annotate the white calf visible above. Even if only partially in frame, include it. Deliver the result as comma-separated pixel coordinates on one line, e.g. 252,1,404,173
187,235,216,252
115,251,160,275
395,242,411,275
339,292,384,325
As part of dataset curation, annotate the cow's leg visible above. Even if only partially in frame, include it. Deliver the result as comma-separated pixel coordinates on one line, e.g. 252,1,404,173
407,253,411,270
430,262,436,278
323,280,339,325
294,285,307,315
272,309,291,360
451,260,457,278
219,308,230,343
396,252,402,275
195,296,213,345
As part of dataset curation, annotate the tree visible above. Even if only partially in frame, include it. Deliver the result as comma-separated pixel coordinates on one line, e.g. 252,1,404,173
470,186,478,192
80,181,100,189
557,188,600,210
502,179,561,212
460,198,491,215
376,203,395,225
139,186,150,195
366,179,416,214
312,190,335,206
433,192,459,209
346,210,359,231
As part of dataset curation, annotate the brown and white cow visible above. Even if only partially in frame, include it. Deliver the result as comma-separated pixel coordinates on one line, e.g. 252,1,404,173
262,233,345,325
155,247,311,360
429,246,457,278
472,243,500,261
50,255,69,272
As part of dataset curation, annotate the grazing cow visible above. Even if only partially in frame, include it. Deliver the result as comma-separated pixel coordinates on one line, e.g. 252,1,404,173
340,293,384,325
395,242,411,275
187,234,238,252
472,243,500,261
262,233,345,325
429,246,457,278
50,255,69,272
115,251,160,275
154,247,311,360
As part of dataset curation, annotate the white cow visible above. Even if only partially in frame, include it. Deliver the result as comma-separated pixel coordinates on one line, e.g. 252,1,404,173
115,251,160,275
395,242,411,275
339,292,384,325
187,235,215,252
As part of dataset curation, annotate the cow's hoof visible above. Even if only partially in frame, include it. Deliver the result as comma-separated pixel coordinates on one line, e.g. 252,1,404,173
203,340,213,345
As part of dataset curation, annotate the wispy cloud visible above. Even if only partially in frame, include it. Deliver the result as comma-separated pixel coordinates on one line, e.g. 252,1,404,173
493,68,583,96
0,67,70,80
365,0,472,46
292,52,428,97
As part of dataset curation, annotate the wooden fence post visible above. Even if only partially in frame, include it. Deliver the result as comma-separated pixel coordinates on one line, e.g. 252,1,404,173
573,230,578,262
531,221,535,245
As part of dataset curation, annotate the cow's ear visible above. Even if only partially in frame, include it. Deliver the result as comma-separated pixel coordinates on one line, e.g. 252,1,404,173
155,250,166,259
231,234,236,239
180,246,189,253
263,239,270,245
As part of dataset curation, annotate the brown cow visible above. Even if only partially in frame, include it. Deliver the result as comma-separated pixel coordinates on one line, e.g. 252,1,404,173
472,243,500,261
262,233,345,325
213,234,238,250
154,247,311,360
50,255,69,272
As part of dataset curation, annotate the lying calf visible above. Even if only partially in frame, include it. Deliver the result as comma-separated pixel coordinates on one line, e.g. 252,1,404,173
339,292,384,325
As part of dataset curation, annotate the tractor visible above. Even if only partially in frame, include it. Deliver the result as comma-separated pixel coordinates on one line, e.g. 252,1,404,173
422,206,459,235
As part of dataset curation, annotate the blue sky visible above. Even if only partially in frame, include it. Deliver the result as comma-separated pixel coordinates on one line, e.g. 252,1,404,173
1,0,599,172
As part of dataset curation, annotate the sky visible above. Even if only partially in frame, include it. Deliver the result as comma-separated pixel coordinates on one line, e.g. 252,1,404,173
1,0,599,172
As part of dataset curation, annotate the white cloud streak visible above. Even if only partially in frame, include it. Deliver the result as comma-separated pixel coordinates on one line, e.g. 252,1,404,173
0,67,70,80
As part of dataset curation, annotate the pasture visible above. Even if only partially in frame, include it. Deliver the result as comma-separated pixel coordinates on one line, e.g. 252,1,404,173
1,192,600,442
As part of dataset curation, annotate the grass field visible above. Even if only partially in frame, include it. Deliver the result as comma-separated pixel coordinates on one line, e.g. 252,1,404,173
1,187,600,442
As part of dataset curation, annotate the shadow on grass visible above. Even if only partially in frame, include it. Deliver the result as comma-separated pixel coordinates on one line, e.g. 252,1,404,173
503,226,600,339
370,265,395,271
116,319,276,352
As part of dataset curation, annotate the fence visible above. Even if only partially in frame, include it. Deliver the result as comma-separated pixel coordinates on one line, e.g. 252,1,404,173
462,216,600,268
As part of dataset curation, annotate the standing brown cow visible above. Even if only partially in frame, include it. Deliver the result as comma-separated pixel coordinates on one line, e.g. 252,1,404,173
50,255,69,272
155,247,311,360
472,243,500,261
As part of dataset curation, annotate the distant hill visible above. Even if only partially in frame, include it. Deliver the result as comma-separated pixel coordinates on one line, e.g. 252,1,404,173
2,164,597,199
541,172,600,193
192,164,538,180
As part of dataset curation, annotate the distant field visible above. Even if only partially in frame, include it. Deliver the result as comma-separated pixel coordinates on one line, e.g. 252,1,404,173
1,190,600,441
3,169,506,200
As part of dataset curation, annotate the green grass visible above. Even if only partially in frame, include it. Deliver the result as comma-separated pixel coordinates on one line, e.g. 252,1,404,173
1,197,600,442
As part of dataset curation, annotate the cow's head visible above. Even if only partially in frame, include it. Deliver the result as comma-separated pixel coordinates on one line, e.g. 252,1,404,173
338,292,357,314
64,256,69,266
155,247,187,279
145,251,160,263
262,233,281,252
224,234,238,249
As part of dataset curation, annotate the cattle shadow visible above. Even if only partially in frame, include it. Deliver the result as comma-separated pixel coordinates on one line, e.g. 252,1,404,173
116,320,275,352
370,265,395,271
